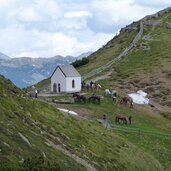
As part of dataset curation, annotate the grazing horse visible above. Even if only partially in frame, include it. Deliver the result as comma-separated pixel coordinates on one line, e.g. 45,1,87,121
92,83,102,91
104,89,117,96
73,93,86,102
115,115,128,124
104,89,112,96
119,96,133,107
88,95,101,103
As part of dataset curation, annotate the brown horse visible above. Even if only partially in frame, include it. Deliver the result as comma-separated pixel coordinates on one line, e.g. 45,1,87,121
115,115,128,124
89,81,101,91
119,97,133,108
73,93,86,102
92,83,102,90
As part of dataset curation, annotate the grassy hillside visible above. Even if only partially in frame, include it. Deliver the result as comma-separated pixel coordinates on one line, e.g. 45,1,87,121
35,85,171,171
0,75,86,171
1,74,171,171
78,29,137,74
0,77,170,170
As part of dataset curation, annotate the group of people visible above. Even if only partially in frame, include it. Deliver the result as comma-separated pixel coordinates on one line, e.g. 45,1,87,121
81,80,101,91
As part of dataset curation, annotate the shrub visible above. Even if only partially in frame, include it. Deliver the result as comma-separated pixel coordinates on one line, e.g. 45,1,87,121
72,57,89,68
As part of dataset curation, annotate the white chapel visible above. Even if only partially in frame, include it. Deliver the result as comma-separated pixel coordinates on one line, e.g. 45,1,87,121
51,65,81,93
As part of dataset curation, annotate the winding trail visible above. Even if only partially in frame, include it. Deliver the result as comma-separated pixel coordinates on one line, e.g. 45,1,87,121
82,22,143,81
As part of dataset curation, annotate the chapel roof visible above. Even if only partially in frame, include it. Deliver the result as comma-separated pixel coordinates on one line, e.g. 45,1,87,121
52,65,81,77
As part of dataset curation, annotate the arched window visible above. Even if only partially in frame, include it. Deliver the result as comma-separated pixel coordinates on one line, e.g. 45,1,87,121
72,80,75,88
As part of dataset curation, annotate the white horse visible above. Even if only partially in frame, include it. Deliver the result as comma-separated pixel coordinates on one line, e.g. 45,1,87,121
104,89,112,96
104,89,117,96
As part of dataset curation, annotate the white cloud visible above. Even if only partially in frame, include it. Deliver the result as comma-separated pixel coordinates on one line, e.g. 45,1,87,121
64,11,92,18
0,0,171,58
35,0,62,19
88,0,158,32
13,8,42,22
0,0,15,7
134,0,171,8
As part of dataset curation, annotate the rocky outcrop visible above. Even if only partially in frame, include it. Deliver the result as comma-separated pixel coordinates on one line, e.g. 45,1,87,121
143,20,171,29
18,132,32,148
142,7,171,21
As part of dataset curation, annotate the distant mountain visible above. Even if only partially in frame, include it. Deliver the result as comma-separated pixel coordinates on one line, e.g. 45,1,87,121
76,51,93,59
0,52,92,88
0,52,10,60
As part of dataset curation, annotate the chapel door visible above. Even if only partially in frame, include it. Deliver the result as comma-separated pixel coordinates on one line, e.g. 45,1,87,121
53,83,57,92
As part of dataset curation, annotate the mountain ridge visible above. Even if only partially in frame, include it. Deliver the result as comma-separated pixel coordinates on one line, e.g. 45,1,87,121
0,52,92,88
0,52,11,60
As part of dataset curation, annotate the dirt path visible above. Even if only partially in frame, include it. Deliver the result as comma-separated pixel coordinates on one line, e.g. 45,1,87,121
45,139,97,171
87,70,113,83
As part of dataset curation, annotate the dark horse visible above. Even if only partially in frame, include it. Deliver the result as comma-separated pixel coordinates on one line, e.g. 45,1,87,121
73,93,86,102
88,95,101,103
115,115,128,124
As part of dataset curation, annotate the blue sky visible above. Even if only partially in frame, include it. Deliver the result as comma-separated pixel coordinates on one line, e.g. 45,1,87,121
0,0,171,58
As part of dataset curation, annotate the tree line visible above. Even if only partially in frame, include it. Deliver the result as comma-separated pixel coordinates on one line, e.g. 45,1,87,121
72,57,89,68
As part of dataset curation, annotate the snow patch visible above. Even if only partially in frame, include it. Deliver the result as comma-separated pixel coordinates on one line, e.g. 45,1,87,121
57,108,78,115
128,90,149,104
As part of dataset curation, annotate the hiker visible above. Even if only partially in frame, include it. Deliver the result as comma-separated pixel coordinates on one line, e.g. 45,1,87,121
35,89,38,98
90,80,93,87
103,114,108,128
128,116,132,124
103,114,106,121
